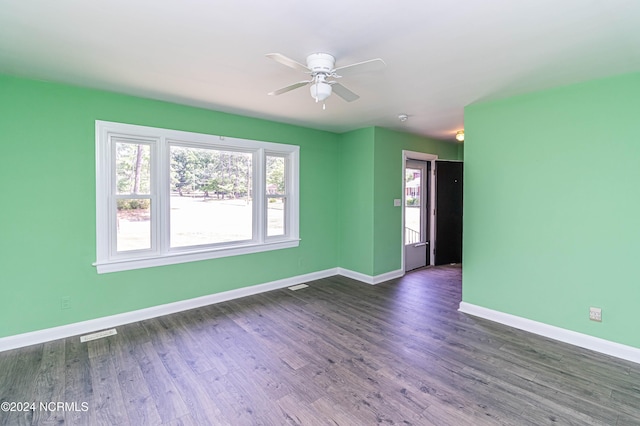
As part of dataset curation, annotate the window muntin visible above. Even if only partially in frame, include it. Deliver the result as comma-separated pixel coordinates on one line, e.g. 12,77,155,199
95,121,299,273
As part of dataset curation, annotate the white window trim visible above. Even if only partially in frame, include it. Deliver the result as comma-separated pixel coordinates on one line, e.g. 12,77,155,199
94,121,300,274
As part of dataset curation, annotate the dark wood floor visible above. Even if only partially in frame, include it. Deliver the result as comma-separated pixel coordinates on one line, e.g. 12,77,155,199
1,265,640,425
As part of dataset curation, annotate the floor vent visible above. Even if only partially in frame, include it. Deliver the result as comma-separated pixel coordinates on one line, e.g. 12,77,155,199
288,284,309,291
80,328,118,343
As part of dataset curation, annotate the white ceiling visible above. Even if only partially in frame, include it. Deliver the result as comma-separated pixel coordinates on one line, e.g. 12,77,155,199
1,0,639,141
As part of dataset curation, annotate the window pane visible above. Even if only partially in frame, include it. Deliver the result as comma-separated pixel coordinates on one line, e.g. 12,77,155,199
116,199,151,251
267,155,286,236
405,167,421,244
266,156,286,195
116,142,150,195
267,197,285,236
170,146,252,247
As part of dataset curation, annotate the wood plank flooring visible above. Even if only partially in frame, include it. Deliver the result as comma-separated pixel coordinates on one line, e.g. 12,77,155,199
1,265,639,425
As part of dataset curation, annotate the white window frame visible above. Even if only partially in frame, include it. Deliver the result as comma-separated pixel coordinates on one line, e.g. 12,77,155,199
94,121,299,274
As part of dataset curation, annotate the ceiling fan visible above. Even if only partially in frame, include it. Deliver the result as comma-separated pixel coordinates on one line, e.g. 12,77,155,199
266,53,386,109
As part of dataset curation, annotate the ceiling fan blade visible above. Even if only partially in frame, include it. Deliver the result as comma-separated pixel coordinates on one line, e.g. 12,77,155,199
331,83,360,102
334,58,386,76
268,81,311,96
266,53,310,73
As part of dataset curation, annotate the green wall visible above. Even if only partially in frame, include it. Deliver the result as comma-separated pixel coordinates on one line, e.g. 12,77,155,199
0,74,340,339
338,128,376,275
463,72,640,349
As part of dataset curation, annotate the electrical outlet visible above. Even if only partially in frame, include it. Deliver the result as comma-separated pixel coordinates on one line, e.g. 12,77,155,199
60,296,71,310
589,307,602,322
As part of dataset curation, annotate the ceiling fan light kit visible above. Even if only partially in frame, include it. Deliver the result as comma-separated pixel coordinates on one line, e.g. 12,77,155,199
267,52,385,108
309,78,332,103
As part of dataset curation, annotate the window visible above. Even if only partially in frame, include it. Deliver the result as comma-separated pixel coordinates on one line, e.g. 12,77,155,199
95,121,299,273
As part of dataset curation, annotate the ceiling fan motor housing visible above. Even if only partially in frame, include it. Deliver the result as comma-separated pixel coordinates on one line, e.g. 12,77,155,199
306,53,335,74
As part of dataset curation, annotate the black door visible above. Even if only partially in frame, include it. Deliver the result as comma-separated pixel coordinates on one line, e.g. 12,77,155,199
435,161,463,265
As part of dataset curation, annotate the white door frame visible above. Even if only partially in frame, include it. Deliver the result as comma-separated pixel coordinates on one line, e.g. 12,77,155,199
402,150,438,272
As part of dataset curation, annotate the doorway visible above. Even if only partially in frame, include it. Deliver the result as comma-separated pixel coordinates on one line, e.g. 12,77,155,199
403,151,437,272
402,152,463,272
404,160,430,270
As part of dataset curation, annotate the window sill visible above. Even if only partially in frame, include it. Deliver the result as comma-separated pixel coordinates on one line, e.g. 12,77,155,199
93,239,300,274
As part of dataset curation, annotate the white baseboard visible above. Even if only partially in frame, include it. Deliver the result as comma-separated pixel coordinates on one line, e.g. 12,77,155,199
0,268,339,353
338,267,404,285
459,302,640,365
0,266,407,352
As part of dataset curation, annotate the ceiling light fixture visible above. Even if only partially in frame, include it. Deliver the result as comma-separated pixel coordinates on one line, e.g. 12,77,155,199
309,75,332,110
309,83,332,102
455,130,465,142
